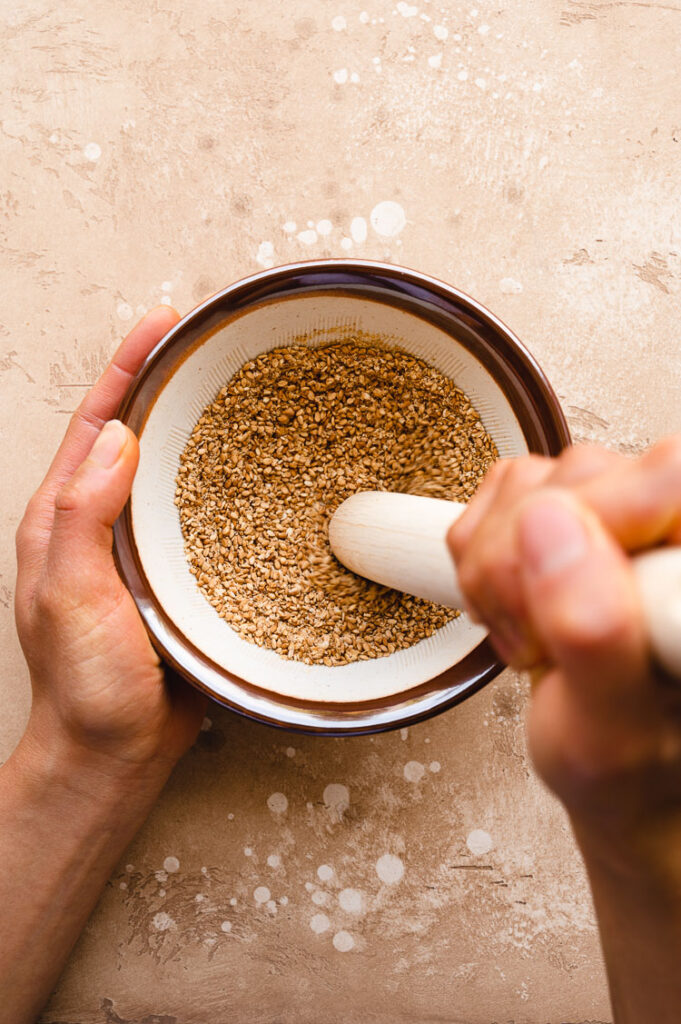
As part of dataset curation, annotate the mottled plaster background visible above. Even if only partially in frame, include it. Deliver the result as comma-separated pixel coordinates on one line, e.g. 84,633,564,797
2,0,681,1021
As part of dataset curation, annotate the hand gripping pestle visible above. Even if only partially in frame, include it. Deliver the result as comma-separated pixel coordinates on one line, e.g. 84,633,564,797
328,491,681,679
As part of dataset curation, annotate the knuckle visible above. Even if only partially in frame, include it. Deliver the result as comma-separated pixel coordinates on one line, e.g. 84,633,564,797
16,496,41,556
32,578,60,621
500,454,549,489
456,557,482,605
484,458,511,487
556,443,618,475
54,477,84,515
644,434,681,474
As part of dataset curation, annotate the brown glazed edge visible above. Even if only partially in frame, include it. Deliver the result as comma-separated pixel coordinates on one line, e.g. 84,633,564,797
112,259,571,735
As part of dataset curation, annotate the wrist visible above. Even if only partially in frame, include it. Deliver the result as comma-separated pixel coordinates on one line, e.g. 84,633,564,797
14,713,173,817
570,811,681,897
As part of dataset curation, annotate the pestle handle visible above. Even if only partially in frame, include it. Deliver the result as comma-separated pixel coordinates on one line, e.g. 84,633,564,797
328,490,681,679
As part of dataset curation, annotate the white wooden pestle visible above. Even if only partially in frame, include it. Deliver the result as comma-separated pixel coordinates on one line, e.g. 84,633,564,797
328,491,681,679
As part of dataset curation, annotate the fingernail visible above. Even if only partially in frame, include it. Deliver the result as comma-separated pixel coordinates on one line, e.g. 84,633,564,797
520,493,588,578
89,420,127,468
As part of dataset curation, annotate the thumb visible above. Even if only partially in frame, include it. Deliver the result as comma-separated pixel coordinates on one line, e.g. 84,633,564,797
518,489,648,708
46,420,139,594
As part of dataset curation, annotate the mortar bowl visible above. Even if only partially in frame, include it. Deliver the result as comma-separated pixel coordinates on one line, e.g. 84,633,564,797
113,260,570,734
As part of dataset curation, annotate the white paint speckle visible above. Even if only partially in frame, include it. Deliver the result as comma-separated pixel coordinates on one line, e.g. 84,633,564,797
267,854,281,868
457,69,469,81
475,77,487,90
376,853,404,885
266,899,277,913
116,301,133,322
267,792,288,814
161,280,173,292
126,864,135,873
340,236,353,250
49,131,59,144
404,760,426,783
478,22,490,34
229,897,237,906
220,920,232,933
280,895,289,906
254,885,271,904
333,930,355,951
256,240,275,269
310,913,330,934
533,81,543,92
350,71,360,83
159,295,173,306
466,828,494,855
119,881,127,890
359,10,369,22
227,813,235,821
433,24,448,39
286,746,296,758
163,856,180,874
155,870,167,883
338,888,364,914
317,864,334,882
312,890,329,906
370,200,406,238
316,219,333,236
429,761,441,773
428,53,442,69
499,277,523,294
83,141,101,162
152,912,174,931
331,14,347,30
400,728,409,741
350,217,367,243
333,68,349,85
323,783,350,819
539,155,549,170
282,221,296,234
397,1,419,16
200,717,212,731
297,229,318,245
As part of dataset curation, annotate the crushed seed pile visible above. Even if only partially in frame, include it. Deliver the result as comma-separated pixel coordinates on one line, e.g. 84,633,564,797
175,339,498,666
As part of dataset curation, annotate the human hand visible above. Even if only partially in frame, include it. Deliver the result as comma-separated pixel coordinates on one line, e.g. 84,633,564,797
448,441,681,874
14,307,207,787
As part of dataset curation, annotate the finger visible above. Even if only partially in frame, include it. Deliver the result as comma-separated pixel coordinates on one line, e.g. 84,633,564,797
518,489,648,706
449,446,629,664
17,307,178,590
546,443,625,487
575,435,681,550
44,305,179,499
447,459,512,569
43,420,139,602
449,456,553,647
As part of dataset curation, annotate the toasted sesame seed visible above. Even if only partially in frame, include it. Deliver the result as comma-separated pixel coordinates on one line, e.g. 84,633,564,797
176,337,497,666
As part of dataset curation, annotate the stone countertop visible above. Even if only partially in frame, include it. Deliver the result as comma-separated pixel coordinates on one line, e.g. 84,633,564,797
2,1,680,1021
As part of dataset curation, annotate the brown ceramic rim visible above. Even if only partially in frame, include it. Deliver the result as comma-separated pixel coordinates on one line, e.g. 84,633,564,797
112,259,570,735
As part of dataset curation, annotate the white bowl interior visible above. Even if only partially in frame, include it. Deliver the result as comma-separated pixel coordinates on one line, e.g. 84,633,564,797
132,294,528,703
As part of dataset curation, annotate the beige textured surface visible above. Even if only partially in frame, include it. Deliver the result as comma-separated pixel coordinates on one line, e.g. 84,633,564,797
2,0,681,1021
